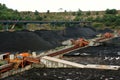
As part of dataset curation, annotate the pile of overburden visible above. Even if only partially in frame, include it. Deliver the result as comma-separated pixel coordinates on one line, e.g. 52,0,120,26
0,26,99,52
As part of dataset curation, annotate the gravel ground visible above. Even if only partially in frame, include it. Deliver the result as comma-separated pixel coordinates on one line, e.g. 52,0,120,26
3,68,120,80
63,56,120,65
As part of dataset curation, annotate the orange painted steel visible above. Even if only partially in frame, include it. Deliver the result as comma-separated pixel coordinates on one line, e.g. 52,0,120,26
72,38,89,47
96,32,114,42
48,38,89,57
24,57,40,63
47,46,79,57
104,32,113,38
0,63,13,73
19,52,31,57
5,52,39,69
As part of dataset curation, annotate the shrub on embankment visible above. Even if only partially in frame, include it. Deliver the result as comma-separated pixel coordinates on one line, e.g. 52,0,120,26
0,3,120,30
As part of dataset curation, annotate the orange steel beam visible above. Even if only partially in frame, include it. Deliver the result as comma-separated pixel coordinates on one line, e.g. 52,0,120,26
0,63,13,73
24,57,40,63
47,46,80,57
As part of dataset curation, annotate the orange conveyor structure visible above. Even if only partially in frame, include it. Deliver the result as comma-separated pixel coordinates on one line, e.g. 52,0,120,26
47,38,89,57
0,63,13,73
0,32,116,74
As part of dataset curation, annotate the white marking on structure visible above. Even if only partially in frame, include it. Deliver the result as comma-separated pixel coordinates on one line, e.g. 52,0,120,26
41,56,120,70
0,65,32,79
41,56,85,68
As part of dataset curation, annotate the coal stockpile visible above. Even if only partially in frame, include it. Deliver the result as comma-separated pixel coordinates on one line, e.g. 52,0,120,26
3,68,120,80
63,56,120,65
0,26,98,52
63,26,98,39
98,28,113,34
0,31,53,52
34,30,66,47
65,46,120,56
103,37,120,46
79,46,120,56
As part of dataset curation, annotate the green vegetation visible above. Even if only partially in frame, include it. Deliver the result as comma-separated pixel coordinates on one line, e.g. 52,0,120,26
0,3,120,30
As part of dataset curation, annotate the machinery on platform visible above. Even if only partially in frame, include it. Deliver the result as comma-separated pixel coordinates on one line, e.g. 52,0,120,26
0,52,40,73
96,32,114,42
0,31,119,78
71,38,89,47
103,32,113,38
0,38,90,74
62,32,115,47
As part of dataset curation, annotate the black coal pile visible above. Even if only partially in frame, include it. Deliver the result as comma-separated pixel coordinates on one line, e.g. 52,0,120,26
98,28,113,34
63,56,120,65
65,45,120,56
0,26,98,52
34,30,66,47
3,68,120,80
0,31,53,52
103,37,120,46
63,26,98,39
79,46,120,56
